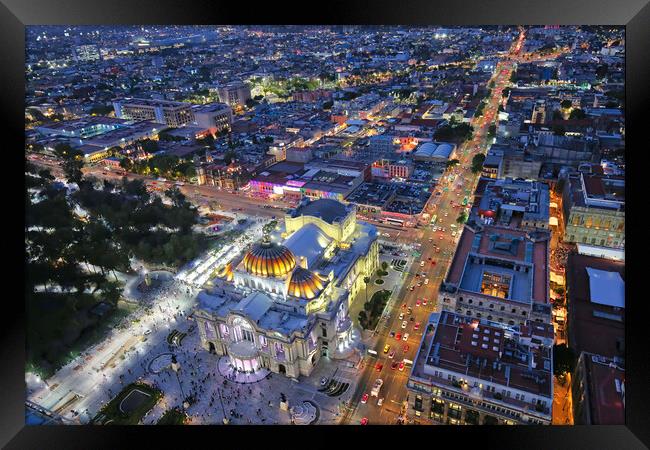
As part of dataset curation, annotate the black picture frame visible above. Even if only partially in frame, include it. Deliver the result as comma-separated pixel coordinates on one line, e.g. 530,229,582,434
3,0,648,448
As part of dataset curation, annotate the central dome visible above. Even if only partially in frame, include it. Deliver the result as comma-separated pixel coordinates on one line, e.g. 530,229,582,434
243,240,296,277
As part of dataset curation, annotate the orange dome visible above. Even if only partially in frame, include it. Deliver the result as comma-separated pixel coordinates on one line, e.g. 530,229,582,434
288,267,328,300
243,241,296,277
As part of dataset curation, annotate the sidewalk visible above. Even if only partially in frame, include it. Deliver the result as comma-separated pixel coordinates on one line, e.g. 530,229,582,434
552,373,574,425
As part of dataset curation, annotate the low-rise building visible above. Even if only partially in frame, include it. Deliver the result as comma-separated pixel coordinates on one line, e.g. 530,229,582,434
196,163,250,191
562,172,625,249
565,252,625,360
439,222,551,326
572,352,625,425
113,98,195,127
476,178,550,231
412,142,457,162
406,310,553,425
192,103,233,135
35,117,128,145
371,159,414,180
217,81,252,108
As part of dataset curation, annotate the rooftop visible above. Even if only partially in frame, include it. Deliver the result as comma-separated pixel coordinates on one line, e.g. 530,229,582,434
291,198,352,225
448,225,549,305
410,311,553,405
567,252,625,359
580,353,625,425
586,267,624,309
115,97,192,109
477,178,550,226
283,223,333,269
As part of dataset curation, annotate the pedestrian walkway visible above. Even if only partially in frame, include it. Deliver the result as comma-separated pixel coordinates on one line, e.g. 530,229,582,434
216,357,270,384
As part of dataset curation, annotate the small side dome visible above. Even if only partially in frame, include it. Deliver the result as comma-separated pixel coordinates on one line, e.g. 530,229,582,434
288,267,328,300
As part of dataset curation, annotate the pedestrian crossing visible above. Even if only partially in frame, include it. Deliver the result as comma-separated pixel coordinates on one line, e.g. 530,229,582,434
391,259,407,272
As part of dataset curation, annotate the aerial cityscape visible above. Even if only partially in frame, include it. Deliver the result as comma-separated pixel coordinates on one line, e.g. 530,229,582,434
25,25,625,426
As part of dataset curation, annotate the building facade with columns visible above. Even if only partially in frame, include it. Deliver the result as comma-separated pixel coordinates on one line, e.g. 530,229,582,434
193,198,379,379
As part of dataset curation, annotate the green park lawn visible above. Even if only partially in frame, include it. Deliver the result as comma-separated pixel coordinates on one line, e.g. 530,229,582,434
94,382,162,425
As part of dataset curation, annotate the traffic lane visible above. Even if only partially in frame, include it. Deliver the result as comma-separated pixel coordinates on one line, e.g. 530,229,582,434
346,52,517,423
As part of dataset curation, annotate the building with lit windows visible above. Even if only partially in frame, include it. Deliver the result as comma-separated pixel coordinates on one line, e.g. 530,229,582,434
562,172,625,249
217,81,252,108
438,222,552,326
193,198,379,379
192,103,233,135
73,44,101,62
196,163,249,191
406,310,554,425
371,159,413,180
113,98,195,127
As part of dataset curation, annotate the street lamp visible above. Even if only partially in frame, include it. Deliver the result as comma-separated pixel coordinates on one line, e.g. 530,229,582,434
171,355,188,410
216,387,229,424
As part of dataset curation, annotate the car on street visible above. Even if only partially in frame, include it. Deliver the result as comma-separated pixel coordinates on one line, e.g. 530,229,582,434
389,331,395,338
401,321,407,329
398,361,405,371
377,398,384,407
371,378,384,397
391,361,399,370
415,299,421,307
361,393,369,404
424,279,429,285
402,344,410,353
420,261,425,267
144,329,152,335
414,322,421,330
388,349,395,359
361,418,369,425
395,332,401,340
403,333,409,342
383,344,391,354
407,307,412,315
375,362,383,372
399,313,404,320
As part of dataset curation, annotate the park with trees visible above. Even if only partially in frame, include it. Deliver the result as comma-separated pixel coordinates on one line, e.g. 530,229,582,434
434,121,474,143
471,153,486,173
25,144,208,376
358,290,392,331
